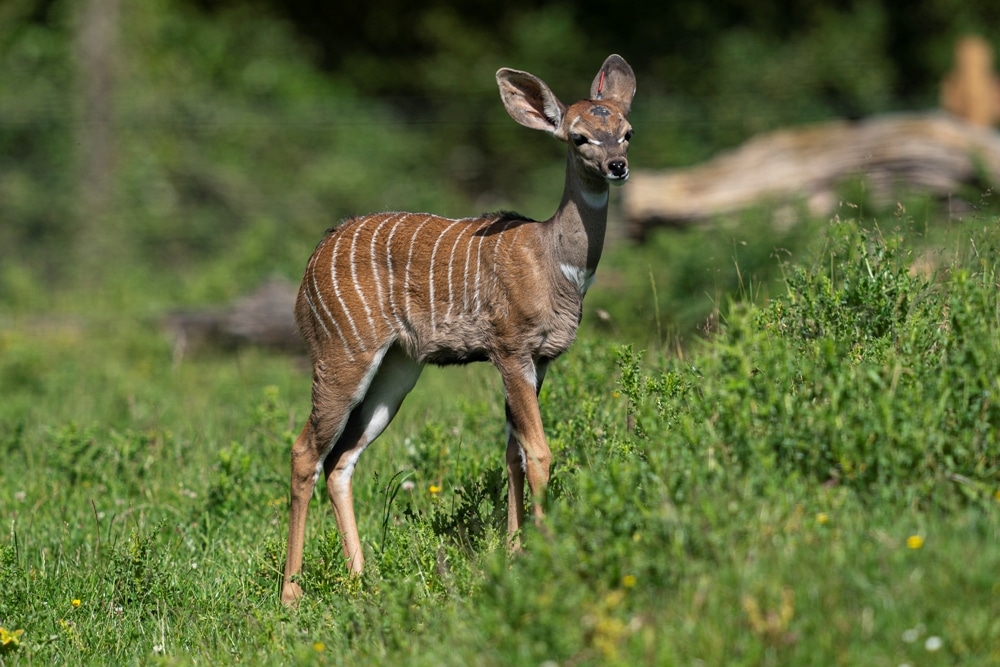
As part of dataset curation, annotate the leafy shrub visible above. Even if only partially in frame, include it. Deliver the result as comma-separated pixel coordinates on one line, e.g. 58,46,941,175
0,541,25,618
108,524,174,612
619,219,1000,507
205,386,291,517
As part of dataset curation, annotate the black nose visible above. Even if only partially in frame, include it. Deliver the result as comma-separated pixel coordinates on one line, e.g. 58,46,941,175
608,159,628,178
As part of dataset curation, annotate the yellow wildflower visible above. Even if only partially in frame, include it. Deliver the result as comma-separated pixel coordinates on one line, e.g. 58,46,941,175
313,642,326,652
429,485,442,495
906,535,924,550
72,598,81,608
816,512,829,525
0,627,24,653
622,574,637,589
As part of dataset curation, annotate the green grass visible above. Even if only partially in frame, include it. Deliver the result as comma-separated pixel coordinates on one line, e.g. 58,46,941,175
2,215,999,665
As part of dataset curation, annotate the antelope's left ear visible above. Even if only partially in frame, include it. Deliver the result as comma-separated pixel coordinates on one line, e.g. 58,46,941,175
590,54,636,115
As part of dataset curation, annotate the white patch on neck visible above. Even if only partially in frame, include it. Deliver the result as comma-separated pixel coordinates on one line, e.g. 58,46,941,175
560,263,596,296
579,188,609,210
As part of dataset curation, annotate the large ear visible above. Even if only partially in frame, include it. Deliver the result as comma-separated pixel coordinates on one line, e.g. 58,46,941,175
496,68,567,136
590,54,636,114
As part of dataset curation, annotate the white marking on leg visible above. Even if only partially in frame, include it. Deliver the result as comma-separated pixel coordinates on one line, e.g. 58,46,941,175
350,218,378,337
314,343,393,465
346,348,423,484
506,422,526,472
330,233,367,351
335,446,366,486
350,344,391,405
428,218,462,330
521,361,537,389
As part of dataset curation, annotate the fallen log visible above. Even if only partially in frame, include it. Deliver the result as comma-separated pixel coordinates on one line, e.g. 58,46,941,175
164,277,301,363
622,112,1000,240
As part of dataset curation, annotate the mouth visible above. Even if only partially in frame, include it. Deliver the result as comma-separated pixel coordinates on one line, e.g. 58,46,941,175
606,170,630,185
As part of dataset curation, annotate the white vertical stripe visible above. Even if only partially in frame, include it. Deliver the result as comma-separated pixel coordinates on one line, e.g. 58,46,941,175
428,218,463,330
350,217,378,337
330,231,367,351
471,220,489,312
303,286,331,340
385,213,408,332
462,224,475,312
302,253,332,340
489,218,515,305
445,221,466,320
368,214,397,331
404,215,436,326
311,262,355,360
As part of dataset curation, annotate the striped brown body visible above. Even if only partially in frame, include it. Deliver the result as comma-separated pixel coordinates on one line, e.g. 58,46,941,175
282,55,636,605
298,209,583,370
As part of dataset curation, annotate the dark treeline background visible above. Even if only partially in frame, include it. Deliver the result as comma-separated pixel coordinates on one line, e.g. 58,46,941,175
1,0,998,322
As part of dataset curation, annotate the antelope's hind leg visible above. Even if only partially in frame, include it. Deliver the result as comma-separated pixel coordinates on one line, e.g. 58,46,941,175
282,390,351,605
322,344,423,575
281,349,395,605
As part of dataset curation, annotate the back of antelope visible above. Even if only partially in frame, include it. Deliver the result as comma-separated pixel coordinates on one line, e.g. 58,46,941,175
282,54,636,604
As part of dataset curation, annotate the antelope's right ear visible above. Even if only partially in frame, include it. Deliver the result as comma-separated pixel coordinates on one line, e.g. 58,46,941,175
496,68,566,136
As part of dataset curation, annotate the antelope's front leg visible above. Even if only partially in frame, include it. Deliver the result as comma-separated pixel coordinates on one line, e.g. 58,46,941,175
497,356,551,545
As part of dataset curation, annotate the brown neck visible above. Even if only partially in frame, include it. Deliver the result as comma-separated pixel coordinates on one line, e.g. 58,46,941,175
548,149,611,276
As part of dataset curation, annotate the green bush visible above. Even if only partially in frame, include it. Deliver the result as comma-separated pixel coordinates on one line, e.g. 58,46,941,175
619,219,1000,508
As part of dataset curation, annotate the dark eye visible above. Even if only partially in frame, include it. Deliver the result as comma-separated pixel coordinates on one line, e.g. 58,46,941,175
623,129,634,142
570,133,588,147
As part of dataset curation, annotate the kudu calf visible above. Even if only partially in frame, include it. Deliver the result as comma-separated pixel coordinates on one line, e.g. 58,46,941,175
282,54,636,604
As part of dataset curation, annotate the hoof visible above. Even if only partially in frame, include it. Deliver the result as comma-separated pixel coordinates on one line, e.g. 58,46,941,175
281,581,303,606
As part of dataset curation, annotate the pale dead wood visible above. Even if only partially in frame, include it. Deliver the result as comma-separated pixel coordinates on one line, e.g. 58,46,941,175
622,112,1000,239
941,36,1000,127
164,278,301,363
